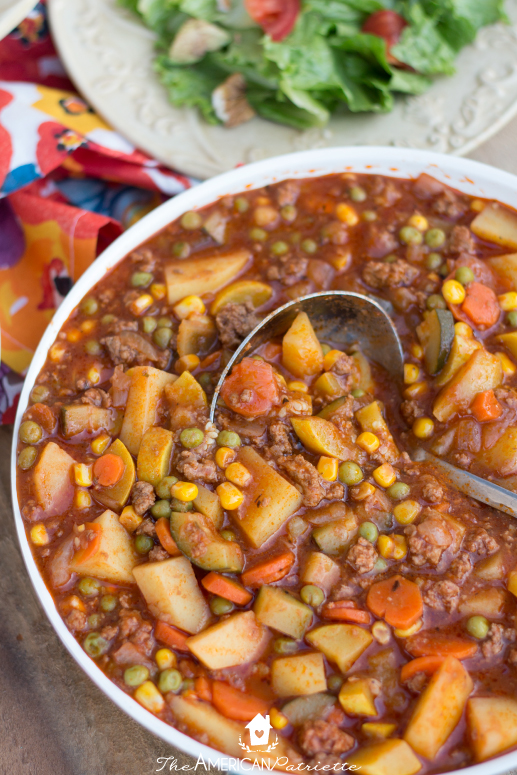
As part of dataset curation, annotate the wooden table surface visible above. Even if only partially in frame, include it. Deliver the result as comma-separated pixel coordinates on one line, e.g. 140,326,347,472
3,119,517,775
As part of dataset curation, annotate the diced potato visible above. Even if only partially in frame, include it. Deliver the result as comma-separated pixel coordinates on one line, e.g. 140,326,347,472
477,426,517,477
70,509,139,584
271,652,327,697
136,426,173,487
193,483,223,530
177,315,217,358
471,202,517,250
187,611,269,669
507,567,517,598
496,331,517,360
282,693,336,726
355,401,399,463
301,552,341,593
165,370,207,431
253,585,313,639
351,350,374,392
433,349,503,423
362,723,397,739
404,656,472,759
133,555,210,634
458,587,508,618
33,441,75,517
339,678,377,716
165,251,250,305
233,447,303,548
312,514,358,556
467,696,517,761
306,624,373,673
435,334,482,387
291,416,361,460
120,366,177,455
475,550,507,581
210,279,273,316
347,739,421,775
282,312,323,378
93,439,135,512
488,253,517,291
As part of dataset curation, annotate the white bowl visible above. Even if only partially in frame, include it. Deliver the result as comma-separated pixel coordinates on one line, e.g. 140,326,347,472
11,146,517,775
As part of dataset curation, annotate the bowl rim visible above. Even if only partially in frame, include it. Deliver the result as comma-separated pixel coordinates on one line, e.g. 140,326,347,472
11,145,517,775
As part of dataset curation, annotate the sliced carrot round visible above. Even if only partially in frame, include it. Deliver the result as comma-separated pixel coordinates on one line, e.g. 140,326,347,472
211,681,269,721
400,655,446,683
155,517,181,556
201,572,253,606
405,631,478,659
93,453,125,487
321,601,371,624
366,574,423,630
240,551,294,588
221,358,281,418
73,522,102,564
154,620,190,652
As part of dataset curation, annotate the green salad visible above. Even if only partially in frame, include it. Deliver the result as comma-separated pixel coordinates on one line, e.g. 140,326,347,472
121,0,506,129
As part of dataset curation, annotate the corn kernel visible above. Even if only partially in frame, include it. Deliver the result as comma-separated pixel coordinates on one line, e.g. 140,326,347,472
288,381,309,393
403,381,428,400
323,349,344,371
317,456,339,482
30,523,49,545
217,481,244,510
404,364,420,384
61,595,86,613
74,463,93,487
130,293,154,316
330,251,351,272
391,534,408,560
67,328,82,343
91,432,111,455
499,292,517,311
173,295,206,320
155,648,177,671
87,366,101,385
336,203,359,225
74,489,92,509
80,320,96,333
351,482,376,501
225,462,252,487
410,343,423,360
412,417,435,439
119,505,143,533
454,321,472,338
362,722,397,739
175,354,200,374
356,432,380,454
275,372,287,388
150,283,167,300
134,681,165,713
442,279,466,305
49,343,66,362
270,708,289,730
215,447,236,469
378,534,394,559
372,463,397,488
393,499,421,525
408,214,428,231
371,621,391,645
171,481,198,502
394,618,423,638
314,372,342,397
496,351,517,376
470,199,485,212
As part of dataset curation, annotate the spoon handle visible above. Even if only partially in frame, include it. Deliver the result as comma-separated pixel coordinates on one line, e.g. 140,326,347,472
412,448,517,518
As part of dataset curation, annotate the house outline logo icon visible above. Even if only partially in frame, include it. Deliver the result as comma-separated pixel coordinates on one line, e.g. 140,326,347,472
238,713,279,753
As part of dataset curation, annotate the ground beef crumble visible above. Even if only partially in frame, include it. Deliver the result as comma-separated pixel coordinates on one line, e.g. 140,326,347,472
347,536,378,574
362,259,419,290
297,720,354,757
131,482,156,515
215,300,261,349
420,475,445,504
278,454,344,508
423,579,460,612
406,514,453,567
464,527,499,557
266,254,308,286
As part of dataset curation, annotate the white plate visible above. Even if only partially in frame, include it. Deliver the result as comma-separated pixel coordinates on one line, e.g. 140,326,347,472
11,146,517,775
0,0,39,41
48,0,517,180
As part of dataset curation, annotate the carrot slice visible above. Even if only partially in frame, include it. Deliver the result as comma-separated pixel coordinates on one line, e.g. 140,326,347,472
220,358,281,418
366,575,423,630
28,403,56,433
201,572,253,606
93,453,125,487
154,621,190,652
199,351,221,370
471,389,502,422
73,522,102,564
155,518,181,556
321,602,371,624
461,282,500,328
194,676,212,702
211,681,269,721
400,655,446,683
240,551,295,588
406,632,478,659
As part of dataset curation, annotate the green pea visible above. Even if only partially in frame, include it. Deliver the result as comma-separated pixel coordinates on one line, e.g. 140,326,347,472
507,310,517,328
327,674,344,693
131,271,153,288
273,637,298,655
338,461,363,486
210,596,235,616
217,430,241,448
85,340,101,356
426,252,442,271
170,497,193,513
374,557,388,573
173,241,191,259
124,665,150,687
155,476,178,500
250,227,267,241
359,521,379,543
290,232,301,245
81,297,99,316
350,186,367,203
181,211,202,230
157,316,173,328
134,534,154,555
142,316,157,334
425,228,446,248
151,500,172,519
78,577,101,597
271,240,289,256
83,632,109,658
281,205,297,222
301,238,317,254
426,294,447,311
387,482,411,500
30,385,50,404
234,197,249,213
351,388,365,398
384,254,397,263
101,314,116,325
159,668,182,694
439,264,450,277
300,585,324,607
88,614,102,629
198,373,212,390
362,210,377,222
180,427,205,449
220,529,236,541
399,226,423,246
100,594,117,612
321,344,332,356
466,615,489,639
19,420,42,444
152,327,173,349
18,446,37,470
455,266,475,286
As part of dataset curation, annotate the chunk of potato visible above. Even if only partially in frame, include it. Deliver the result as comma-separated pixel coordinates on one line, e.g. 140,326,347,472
355,401,399,463
233,447,303,548
458,587,508,618
165,370,207,431
306,624,373,673
177,315,217,358
187,611,269,670
467,696,517,761
435,333,482,387
291,416,361,460
404,655,473,759
507,567,517,598
477,426,517,478
93,439,135,512
253,585,313,639
475,550,507,581
165,251,250,305
362,723,397,740
120,366,177,455
496,331,517,360
133,555,210,634
347,739,421,775
301,552,341,593
433,349,503,423
136,426,173,487
210,280,273,315
471,203,517,250
33,441,75,517
271,652,327,697
282,312,323,378
339,677,377,716
488,253,517,291
69,509,139,584
312,514,357,556
193,483,223,530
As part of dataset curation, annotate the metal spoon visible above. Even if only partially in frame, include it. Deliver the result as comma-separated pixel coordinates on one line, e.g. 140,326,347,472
210,289,517,517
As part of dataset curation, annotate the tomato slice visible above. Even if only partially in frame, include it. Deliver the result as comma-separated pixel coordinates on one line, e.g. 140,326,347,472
362,10,407,52
245,0,300,42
